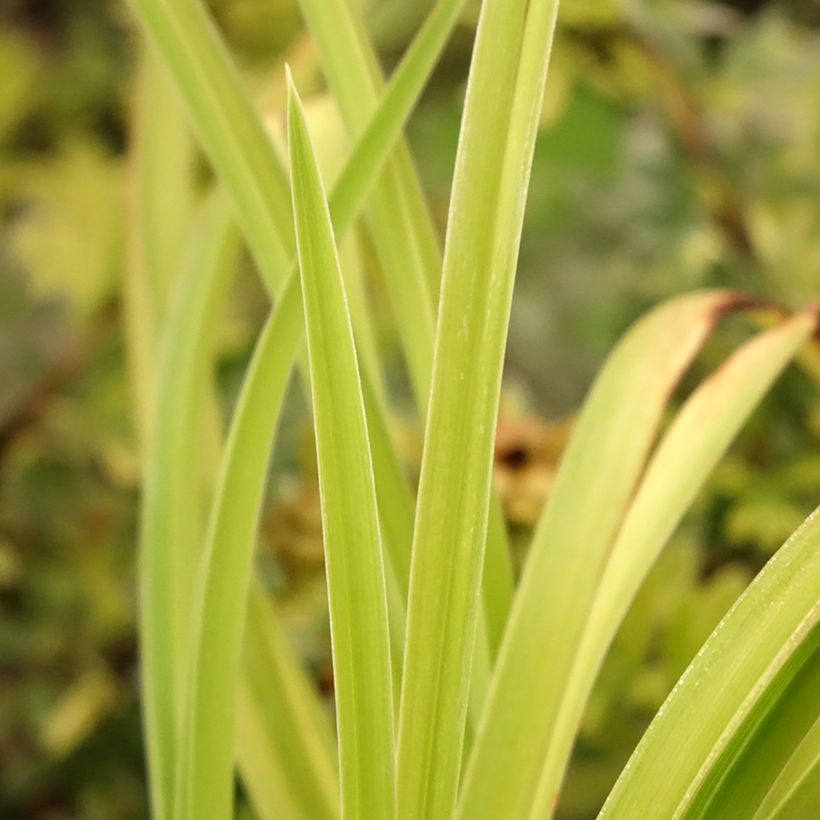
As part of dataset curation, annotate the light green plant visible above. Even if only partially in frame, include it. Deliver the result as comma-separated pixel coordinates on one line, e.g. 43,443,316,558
124,1,820,818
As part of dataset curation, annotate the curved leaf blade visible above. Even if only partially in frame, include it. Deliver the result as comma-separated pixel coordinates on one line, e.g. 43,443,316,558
176,280,304,820
459,290,750,820
533,307,819,815
755,716,820,819
599,506,820,818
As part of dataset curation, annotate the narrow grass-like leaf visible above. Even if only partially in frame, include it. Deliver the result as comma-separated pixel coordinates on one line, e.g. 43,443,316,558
136,185,338,820
458,290,750,820
127,0,293,292
175,277,303,820
129,0,470,605
131,4,469,811
769,768,820,820
530,307,819,816
396,1,559,815
288,75,395,820
124,45,193,449
132,47,195,309
237,584,339,820
296,0,443,405
755,717,820,819
137,193,236,820
298,0,516,649
599,506,820,818
682,635,819,819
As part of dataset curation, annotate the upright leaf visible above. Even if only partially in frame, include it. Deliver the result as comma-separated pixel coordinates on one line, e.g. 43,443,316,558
237,585,339,820
174,278,303,820
298,0,515,654
137,194,236,820
129,2,472,811
288,75,395,819
397,1,560,816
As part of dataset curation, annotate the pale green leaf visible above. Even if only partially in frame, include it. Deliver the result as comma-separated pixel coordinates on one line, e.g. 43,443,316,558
138,193,238,820
298,0,516,652
755,717,820,819
533,308,819,816
600,506,820,818
127,0,293,292
175,278,304,820
237,584,339,820
397,1,559,816
288,75,395,819
459,290,750,820
131,2,471,813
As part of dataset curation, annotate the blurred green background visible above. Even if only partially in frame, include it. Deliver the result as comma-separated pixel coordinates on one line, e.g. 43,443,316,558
1,0,819,817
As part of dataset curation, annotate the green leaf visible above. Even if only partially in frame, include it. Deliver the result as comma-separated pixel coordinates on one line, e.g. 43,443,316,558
237,584,339,820
298,0,516,652
131,46,195,311
123,47,194,449
296,0,442,405
600,506,820,818
175,278,304,820
532,307,819,817
137,187,338,820
682,633,819,820
458,290,750,820
288,74,395,820
127,0,293,293
769,768,820,820
130,1,472,812
138,193,238,820
396,1,560,816
755,717,820,819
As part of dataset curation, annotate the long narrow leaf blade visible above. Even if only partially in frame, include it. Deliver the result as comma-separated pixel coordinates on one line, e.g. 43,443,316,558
176,281,304,820
288,75,395,819
139,187,339,820
684,636,819,819
532,307,819,816
397,1,559,816
458,290,751,820
138,194,237,820
755,717,820,819
299,0,517,648
599,506,820,818
237,584,339,820
124,47,193,449
128,0,294,291
296,0,442,406
133,4,471,812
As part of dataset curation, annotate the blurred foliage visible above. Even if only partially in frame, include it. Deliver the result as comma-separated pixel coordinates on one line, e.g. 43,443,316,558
0,0,819,817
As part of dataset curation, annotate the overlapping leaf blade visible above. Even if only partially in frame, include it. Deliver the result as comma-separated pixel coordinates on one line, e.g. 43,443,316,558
532,307,819,816
755,717,820,819
288,76,395,819
459,290,749,820
299,0,516,657
600,506,820,818
128,2,475,814
396,1,559,816
175,278,304,820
